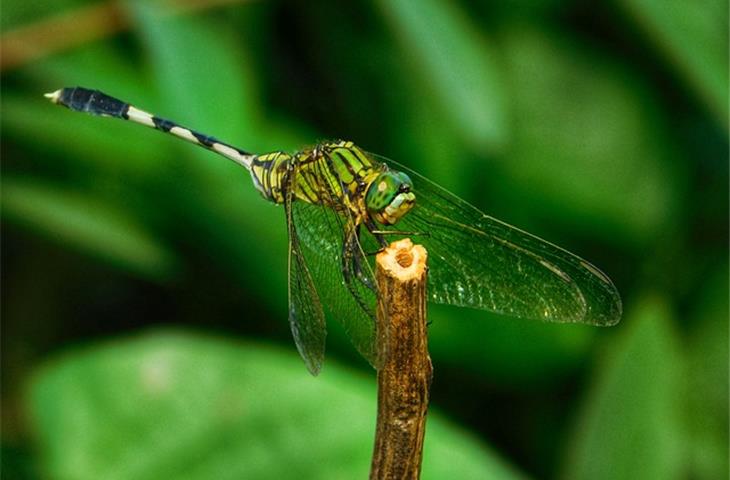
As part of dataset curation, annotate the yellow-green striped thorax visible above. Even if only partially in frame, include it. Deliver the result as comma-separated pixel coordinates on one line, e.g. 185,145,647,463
252,140,415,226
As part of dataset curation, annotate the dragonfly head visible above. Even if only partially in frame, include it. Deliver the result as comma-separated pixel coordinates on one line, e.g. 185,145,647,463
365,170,416,225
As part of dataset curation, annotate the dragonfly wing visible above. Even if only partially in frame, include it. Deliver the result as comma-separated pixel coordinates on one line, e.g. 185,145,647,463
285,175,327,375
292,200,380,367
370,154,622,326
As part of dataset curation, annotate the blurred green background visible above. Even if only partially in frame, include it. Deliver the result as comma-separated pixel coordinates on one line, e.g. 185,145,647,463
2,1,728,479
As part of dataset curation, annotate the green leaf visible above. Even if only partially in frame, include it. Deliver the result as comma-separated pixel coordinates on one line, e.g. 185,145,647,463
377,0,508,152
382,55,469,194
28,331,526,480
619,0,729,128
3,40,175,179
686,266,729,479
2,177,177,279
497,26,680,245
561,295,683,480
128,3,292,309
428,305,595,386
2,91,163,179
130,1,262,155
1,0,85,31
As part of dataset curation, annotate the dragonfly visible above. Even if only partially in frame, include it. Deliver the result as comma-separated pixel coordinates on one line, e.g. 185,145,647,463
46,87,622,375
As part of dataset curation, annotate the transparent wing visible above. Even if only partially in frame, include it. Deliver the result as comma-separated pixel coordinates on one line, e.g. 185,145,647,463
292,200,380,367
292,154,381,367
284,175,327,375
370,153,622,326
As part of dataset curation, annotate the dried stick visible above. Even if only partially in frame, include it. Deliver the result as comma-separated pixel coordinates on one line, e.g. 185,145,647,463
370,239,432,480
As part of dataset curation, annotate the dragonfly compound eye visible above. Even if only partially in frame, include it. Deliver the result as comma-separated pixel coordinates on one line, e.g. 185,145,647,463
366,171,416,225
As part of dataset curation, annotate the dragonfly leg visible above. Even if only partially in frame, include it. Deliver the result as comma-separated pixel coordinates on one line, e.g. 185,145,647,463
343,225,378,295
364,218,389,251
353,255,377,292
369,229,430,237
364,216,429,242
341,249,376,310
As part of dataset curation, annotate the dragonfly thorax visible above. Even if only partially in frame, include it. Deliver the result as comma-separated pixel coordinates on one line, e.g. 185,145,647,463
249,141,416,226
365,170,416,225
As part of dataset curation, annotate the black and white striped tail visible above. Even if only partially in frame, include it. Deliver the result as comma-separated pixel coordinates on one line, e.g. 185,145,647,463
45,87,255,170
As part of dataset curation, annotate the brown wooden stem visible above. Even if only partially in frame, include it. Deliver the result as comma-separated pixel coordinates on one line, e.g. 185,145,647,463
370,239,432,480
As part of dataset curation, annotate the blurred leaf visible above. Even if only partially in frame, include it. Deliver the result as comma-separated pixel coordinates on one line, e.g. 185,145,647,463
1,443,39,480
686,266,729,479
377,0,508,152
2,90,163,179
30,40,150,101
383,57,468,194
28,330,526,480
2,177,177,279
497,26,680,245
1,0,84,30
3,39,175,180
561,295,683,480
428,306,595,386
129,1,271,155
129,3,293,310
619,0,729,128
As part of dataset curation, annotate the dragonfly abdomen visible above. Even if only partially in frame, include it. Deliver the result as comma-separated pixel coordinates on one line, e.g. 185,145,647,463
45,87,255,170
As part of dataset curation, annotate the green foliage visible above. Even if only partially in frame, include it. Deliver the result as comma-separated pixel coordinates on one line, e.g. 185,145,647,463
497,26,680,244
28,331,524,480
428,305,596,385
562,296,683,480
619,0,729,127
377,0,507,152
2,0,727,478
685,268,729,479
2,177,177,279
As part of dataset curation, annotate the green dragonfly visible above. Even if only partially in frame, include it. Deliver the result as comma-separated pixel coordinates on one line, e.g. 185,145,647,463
46,87,622,375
